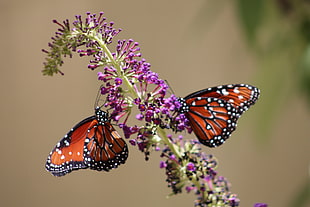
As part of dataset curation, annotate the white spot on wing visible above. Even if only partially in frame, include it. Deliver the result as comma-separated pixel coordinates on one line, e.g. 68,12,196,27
233,88,240,94
221,89,229,96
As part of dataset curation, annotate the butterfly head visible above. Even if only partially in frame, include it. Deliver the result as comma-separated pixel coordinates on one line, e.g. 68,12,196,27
95,107,109,124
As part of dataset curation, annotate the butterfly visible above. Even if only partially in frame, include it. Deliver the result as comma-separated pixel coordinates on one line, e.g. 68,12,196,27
177,84,260,147
45,107,128,176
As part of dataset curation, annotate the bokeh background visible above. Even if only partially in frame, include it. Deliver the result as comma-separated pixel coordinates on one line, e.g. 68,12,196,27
1,0,309,206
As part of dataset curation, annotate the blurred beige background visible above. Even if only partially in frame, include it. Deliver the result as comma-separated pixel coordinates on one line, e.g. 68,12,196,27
0,0,309,206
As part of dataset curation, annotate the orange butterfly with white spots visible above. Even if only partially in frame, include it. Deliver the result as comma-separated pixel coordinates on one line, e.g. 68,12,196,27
178,84,260,147
45,107,128,176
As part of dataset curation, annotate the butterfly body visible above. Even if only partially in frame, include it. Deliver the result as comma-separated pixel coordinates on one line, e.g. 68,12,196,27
179,84,260,147
46,107,128,176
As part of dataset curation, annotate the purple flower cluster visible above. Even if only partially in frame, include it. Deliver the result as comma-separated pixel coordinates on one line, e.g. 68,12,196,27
73,11,122,46
42,12,122,76
97,52,184,156
160,135,240,206
89,37,187,155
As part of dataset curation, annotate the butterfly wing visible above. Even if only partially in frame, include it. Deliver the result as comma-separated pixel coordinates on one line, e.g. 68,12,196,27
182,84,260,147
45,116,96,177
84,121,128,171
184,97,239,147
184,84,260,116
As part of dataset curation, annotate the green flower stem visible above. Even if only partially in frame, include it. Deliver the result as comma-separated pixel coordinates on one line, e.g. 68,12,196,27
92,35,137,97
157,127,182,158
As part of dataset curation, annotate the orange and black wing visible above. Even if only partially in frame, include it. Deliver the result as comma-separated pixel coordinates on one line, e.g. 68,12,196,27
45,116,96,177
182,84,260,147
184,84,260,116
185,97,239,147
83,121,128,171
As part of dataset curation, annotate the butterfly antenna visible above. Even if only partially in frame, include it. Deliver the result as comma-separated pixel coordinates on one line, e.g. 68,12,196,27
94,85,105,109
165,79,175,95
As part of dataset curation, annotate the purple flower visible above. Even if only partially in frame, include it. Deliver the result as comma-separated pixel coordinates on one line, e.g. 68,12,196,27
159,161,167,169
135,114,144,120
185,186,196,193
155,146,161,151
200,186,206,192
98,71,112,81
129,139,136,146
169,154,177,161
228,195,240,206
138,104,146,112
254,203,268,207
119,124,139,139
186,162,196,172
137,141,147,152
114,78,122,86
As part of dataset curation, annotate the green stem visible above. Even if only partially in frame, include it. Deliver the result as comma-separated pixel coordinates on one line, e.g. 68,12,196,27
93,35,137,97
157,127,182,158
